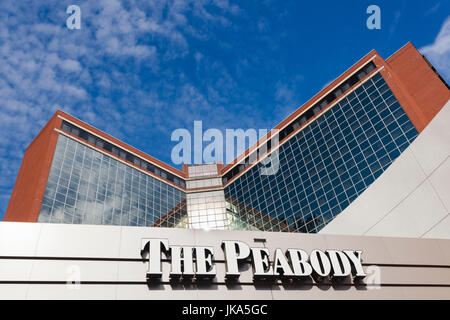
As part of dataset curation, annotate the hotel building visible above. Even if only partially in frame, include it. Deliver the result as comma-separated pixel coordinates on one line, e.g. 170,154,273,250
5,42,449,234
1,42,449,299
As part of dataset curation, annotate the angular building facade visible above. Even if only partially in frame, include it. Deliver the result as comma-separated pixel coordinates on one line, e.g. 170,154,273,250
5,42,450,234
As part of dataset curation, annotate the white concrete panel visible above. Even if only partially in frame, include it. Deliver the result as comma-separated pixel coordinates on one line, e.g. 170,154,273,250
410,100,450,176
116,260,242,284
193,228,266,261
117,261,148,282
365,180,448,238
263,231,328,255
26,284,117,300
29,260,119,282
367,266,450,285
0,222,42,256
381,238,449,266
36,223,121,258
0,285,29,299
118,261,253,282
434,235,450,265
0,222,449,299
422,214,450,240
323,234,394,265
429,157,450,212
119,226,196,258
316,211,358,236
196,283,274,300
402,287,450,300
0,260,33,280
320,148,426,235
116,284,199,300
321,100,450,239
270,285,406,300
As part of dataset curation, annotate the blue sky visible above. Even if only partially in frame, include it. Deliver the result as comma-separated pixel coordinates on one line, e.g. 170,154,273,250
0,0,449,219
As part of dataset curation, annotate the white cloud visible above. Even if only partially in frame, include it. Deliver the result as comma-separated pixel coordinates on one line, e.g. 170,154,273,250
59,59,82,72
420,16,450,82
273,76,304,121
424,2,441,16
0,0,246,217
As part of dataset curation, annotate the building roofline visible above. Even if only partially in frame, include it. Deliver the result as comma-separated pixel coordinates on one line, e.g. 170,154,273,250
385,41,413,62
54,110,187,179
42,48,381,182
220,48,380,175
33,44,418,183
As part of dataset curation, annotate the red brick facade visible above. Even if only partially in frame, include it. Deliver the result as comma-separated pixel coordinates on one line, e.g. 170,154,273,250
5,113,62,222
5,43,449,222
383,42,450,132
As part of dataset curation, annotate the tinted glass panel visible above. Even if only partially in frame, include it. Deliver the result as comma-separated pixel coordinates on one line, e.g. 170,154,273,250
38,135,187,228
224,74,418,233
